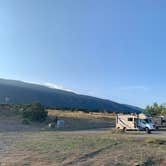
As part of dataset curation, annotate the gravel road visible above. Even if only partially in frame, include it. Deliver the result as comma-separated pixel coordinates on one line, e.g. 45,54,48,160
58,127,166,139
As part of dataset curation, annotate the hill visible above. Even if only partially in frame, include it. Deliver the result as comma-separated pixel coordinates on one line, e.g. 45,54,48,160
0,78,142,113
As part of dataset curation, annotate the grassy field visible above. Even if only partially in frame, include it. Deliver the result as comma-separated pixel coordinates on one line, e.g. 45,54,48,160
0,109,115,132
0,131,166,166
47,110,115,130
0,109,165,165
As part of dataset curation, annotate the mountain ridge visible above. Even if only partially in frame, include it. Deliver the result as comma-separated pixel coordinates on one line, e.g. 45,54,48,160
0,78,143,113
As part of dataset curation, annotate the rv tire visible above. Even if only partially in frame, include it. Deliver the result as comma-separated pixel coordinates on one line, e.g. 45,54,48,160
123,127,126,133
145,127,151,134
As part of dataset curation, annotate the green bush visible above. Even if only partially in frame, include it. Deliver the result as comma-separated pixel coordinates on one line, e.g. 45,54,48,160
22,118,31,125
22,103,48,122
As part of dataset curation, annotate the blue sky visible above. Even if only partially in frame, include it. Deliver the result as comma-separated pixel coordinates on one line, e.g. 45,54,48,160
0,0,166,108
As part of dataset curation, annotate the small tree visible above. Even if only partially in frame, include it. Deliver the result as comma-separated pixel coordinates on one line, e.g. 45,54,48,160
161,104,166,116
145,102,166,116
22,103,48,122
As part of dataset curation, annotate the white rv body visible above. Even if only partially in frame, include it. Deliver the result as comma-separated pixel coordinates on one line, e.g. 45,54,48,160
116,113,156,133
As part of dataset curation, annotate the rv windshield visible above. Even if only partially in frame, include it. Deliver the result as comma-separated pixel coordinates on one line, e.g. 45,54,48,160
144,119,152,124
139,119,152,124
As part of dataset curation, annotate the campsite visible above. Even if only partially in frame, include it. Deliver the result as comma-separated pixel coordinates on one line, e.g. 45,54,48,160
1,1,166,165
0,105,165,166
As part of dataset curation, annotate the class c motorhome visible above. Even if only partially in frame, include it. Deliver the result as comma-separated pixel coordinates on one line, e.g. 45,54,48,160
116,113,156,134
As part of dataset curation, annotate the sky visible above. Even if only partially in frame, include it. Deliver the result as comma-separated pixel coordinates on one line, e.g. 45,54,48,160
0,0,166,108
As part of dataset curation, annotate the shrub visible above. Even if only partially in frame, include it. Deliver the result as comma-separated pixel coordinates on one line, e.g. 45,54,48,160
22,103,48,122
144,138,166,145
22,118,31,125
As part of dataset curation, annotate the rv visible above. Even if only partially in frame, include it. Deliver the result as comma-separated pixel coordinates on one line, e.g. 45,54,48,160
153,116,166,129
116,113,156,134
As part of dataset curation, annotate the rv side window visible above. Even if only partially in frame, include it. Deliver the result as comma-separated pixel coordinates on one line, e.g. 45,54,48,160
128,118,133,121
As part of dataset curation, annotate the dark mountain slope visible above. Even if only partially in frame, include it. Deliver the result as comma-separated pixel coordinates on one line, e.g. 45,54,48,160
0,78,143,113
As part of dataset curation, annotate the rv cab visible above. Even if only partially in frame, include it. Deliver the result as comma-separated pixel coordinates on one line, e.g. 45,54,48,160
138,118,155,131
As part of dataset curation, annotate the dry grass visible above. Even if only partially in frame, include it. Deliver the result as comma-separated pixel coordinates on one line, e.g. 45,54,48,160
47,110,115,130
144,137,166,145
0,131,165,166
48,109,115,119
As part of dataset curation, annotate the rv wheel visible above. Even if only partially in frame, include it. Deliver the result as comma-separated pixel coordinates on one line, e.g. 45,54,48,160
145,127,151,134
123,127,126,133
